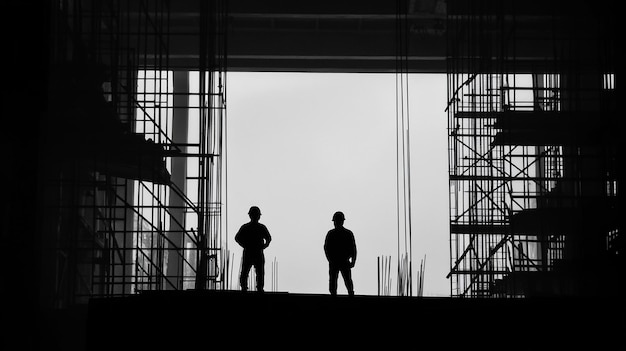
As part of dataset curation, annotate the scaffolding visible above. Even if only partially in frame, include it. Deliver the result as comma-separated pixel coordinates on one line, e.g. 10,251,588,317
43,0,228,308
446,0,619,297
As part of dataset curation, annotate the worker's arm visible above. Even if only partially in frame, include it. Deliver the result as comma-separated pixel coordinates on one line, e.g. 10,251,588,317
350,232,357,267
263,226,272,249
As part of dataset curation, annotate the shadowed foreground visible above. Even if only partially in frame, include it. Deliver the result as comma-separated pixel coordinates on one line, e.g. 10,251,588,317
85,290,622,350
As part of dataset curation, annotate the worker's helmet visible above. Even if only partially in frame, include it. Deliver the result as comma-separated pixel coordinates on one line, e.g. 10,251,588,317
248,206,261,216
332,211,345,222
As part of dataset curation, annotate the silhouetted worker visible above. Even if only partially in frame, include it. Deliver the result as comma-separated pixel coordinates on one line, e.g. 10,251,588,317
235,206,272,292
324,211,357,296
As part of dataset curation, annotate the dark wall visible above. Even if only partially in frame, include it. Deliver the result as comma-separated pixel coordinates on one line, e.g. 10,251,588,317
3,2,50,350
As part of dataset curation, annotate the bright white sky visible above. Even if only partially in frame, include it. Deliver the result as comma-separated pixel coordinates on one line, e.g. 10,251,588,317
225,72,450,297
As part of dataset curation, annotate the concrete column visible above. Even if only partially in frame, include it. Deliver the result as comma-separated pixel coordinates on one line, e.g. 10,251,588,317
166,71,189,289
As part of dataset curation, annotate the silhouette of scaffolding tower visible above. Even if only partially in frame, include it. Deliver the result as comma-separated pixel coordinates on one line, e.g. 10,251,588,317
446,0,619,297
43,0,228,308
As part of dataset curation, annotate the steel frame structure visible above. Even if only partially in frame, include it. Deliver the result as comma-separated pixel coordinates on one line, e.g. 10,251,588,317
446,0,619,297
43,0,228,308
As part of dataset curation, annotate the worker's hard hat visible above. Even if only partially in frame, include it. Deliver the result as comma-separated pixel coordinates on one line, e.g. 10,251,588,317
248,206,261,215
332,211,345,221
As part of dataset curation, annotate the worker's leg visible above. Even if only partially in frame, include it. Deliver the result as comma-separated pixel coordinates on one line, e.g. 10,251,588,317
240,254,252,291
328,266,339,296
340,267,354,296
255,255,265,292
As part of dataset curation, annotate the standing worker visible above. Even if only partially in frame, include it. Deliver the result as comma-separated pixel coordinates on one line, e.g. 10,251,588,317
324,211,357,296
235,206,272,292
